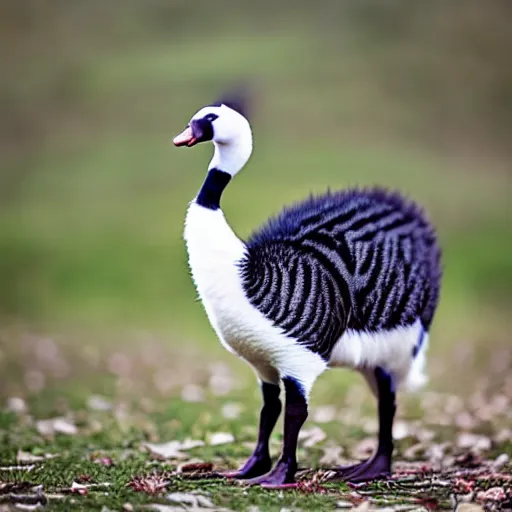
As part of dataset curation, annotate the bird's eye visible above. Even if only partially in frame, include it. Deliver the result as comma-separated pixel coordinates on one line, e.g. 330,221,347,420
205,114,218,122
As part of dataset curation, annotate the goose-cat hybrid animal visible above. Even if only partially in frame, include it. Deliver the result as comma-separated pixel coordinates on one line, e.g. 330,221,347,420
173,95,442,487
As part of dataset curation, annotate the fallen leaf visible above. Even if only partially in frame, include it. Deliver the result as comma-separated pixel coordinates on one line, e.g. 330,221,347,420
455,505,485,512
16,451,45,464
456,433,491,452
351,501,370,511
492,452,509,470
177,461,213,473
166,492,215,508
402,442,426,460
209,432,235,446
145,506,184,512
143,439,205,459
181,384,205,403
36,417,77,436
392,420,410,440
476,486,506,502
14,505,44,511
6,397,27,414
298,426,326,448
312,405,336,424
350,438,377,460
208,362,235,396
87,395,112,411
71,481,88,495
221,403,242,420
0,464,36,472
319,442,345,466
128,474,168,494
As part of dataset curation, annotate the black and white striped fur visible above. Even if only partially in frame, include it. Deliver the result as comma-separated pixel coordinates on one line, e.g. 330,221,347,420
174,98,442,487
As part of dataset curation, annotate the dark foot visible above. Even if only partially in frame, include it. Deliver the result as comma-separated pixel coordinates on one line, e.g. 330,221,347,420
334,454,391,483
222,453,272,480
245,461,296,487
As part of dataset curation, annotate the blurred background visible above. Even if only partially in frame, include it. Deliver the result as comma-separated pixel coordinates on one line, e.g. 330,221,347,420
1,0,511,403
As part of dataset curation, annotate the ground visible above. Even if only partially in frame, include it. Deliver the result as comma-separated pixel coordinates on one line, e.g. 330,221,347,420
1,335,511,512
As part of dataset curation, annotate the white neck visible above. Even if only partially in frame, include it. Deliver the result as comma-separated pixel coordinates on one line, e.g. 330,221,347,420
208,137,253,176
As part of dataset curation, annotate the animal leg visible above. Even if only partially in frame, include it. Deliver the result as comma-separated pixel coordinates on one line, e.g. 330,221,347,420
334,367,395,482
245,377,308,488
224,381,281,479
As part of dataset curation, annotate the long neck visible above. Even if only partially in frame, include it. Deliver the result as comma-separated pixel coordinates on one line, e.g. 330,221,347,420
196,135,252,210
196,169,231,210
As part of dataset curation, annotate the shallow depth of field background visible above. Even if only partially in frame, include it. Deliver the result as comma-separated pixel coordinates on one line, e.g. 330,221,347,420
1,0,511,402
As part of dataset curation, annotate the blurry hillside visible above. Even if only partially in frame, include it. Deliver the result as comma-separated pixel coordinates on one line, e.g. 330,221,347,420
0,0,511,394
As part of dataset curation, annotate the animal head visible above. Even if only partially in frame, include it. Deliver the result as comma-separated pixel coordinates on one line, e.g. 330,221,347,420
173,103,249,148
173,90,253,177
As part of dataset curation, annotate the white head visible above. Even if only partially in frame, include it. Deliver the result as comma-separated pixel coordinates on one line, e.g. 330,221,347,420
173,102,253,177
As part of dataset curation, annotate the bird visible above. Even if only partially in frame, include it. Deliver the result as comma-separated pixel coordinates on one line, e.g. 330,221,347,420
173,92,442,488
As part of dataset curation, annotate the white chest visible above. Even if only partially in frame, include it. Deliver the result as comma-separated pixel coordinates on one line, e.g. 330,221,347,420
183,203,326,389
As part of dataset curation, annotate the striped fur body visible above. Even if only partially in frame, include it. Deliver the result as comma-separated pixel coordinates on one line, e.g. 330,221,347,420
241,188,441,362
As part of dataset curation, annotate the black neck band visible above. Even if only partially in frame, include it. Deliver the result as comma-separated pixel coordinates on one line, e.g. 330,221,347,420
196,169,232,210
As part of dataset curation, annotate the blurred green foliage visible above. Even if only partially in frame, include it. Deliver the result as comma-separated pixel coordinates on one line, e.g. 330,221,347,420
0,0,511,357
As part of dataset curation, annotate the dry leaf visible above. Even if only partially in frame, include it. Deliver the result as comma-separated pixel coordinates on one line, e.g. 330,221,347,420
16,451,45,464
36,417,77,436
312,405,336,424
143,439,205,459
87,395,112,411
13,505,44,511
221,403,242,420
6,397,27,414
128,474,168,494
181,384,205,403
492,453,509,470
166,492,215,508
209,432,235,446
146,506,185,512
319,442,345,466
351,501,370,511
455,505,485,512
392,420,410,440
209,363,235,396
456,433,491,452
350,438,377,460
476,486,506,502
298,426,326,448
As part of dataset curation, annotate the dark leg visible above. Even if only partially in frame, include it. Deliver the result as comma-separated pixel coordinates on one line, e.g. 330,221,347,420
246,377,308,487
224,381,282,479
334,367,396,482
